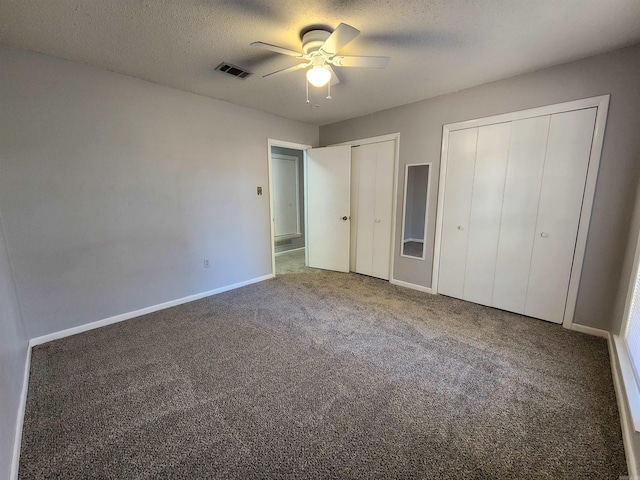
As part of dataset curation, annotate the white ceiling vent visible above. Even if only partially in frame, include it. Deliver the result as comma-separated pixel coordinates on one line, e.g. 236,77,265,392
215,62,252,79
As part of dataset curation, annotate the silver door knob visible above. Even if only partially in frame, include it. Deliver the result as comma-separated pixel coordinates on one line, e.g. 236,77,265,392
457,226,464,230
540,232,549,238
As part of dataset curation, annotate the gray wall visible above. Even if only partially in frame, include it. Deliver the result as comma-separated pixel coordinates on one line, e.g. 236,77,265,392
321,43,640,332
271,147,305,254
0,211,29,480
0,46,318,338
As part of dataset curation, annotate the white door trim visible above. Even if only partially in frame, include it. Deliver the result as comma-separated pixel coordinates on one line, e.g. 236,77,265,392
329,133,401,283
267,139,313,277
432,95,610,329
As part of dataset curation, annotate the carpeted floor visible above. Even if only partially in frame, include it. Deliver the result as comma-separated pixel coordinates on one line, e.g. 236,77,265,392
19,252,626,479
403,241,424,258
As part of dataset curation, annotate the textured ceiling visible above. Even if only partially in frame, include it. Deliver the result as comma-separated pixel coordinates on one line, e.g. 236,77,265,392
1,0,640,126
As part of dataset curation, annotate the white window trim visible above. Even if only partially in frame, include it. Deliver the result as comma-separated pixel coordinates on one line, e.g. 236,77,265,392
614,217,640,433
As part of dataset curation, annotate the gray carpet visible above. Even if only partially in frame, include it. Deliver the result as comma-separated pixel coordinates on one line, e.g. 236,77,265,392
19,260,626,478
403,241,424,258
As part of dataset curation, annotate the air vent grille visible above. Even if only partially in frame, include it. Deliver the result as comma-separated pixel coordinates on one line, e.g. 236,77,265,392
275,239,292,247
215,62,252,79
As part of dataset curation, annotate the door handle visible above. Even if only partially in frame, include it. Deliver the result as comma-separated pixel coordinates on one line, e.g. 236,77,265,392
342,216,348,221
540,232,549,238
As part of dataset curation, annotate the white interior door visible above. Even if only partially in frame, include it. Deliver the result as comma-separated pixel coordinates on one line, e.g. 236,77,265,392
306,145,351,272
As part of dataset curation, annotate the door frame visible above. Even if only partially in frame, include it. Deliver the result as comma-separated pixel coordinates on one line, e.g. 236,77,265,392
332,133,401,282
267,139,312,277
432,95,610,330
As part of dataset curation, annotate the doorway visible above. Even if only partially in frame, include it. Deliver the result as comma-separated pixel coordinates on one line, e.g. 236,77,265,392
268,140,311,276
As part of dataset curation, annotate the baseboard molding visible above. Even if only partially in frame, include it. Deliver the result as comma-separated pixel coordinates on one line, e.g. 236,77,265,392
275,247,305,257
390,278,433,294
609,335,638,478
29,273,274,347
570,323,610,338
11,343,31,480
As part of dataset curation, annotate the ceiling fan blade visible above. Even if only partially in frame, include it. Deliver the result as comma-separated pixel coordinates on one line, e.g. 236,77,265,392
327,65,341,86
320,23,360,54
330,55,390,69
250,42,303,58
263,62,309,78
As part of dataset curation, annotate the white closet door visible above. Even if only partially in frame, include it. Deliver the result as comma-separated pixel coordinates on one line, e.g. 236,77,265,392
354,144,377,277
438,128,478,298
350,146,362,273
525,108,597,323
492,116,550,313
463,123,511,306
372,140,395,280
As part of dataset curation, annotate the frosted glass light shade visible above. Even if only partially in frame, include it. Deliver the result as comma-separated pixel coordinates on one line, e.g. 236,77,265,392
306,66,331,87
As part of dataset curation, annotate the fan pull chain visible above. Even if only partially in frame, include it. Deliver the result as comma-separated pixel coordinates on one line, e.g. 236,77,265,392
327,81,332,100
306,80,310,104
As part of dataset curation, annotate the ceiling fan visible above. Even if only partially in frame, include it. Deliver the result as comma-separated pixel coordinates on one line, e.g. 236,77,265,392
251,23,390,89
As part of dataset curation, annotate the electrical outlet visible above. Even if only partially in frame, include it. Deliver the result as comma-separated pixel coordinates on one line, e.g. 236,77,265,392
203,259,210,268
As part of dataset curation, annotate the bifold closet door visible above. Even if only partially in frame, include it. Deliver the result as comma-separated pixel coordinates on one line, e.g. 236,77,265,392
524,108,597,323
438,128,478,298
352,145,376,275
371,140,395,280
351,141,395,280
440,107,597,324
462,123,511,306
492,116,550,314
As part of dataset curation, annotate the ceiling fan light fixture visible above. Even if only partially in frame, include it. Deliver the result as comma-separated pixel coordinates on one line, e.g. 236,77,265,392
306,66,331,87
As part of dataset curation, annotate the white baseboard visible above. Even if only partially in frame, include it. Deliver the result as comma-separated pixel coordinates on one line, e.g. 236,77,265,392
571,323,610,338
275,247,305,257
11,343,31,480
29,273,274,346
10,273,274,478
390,278,433,294
570,323,610,338
609,335,638,478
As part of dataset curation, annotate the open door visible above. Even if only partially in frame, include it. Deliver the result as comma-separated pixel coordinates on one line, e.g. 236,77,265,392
305,145,351,272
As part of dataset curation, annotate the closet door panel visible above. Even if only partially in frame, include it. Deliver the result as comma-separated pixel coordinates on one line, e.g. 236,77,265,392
492,116,550,314
354,144,377,277
438,128,478,298
350,147,362,272
372,141,395,280
525,108,597,323
463,122,511,306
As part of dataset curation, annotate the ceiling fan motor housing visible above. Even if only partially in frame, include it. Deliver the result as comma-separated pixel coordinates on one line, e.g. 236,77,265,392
302,30,331,55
